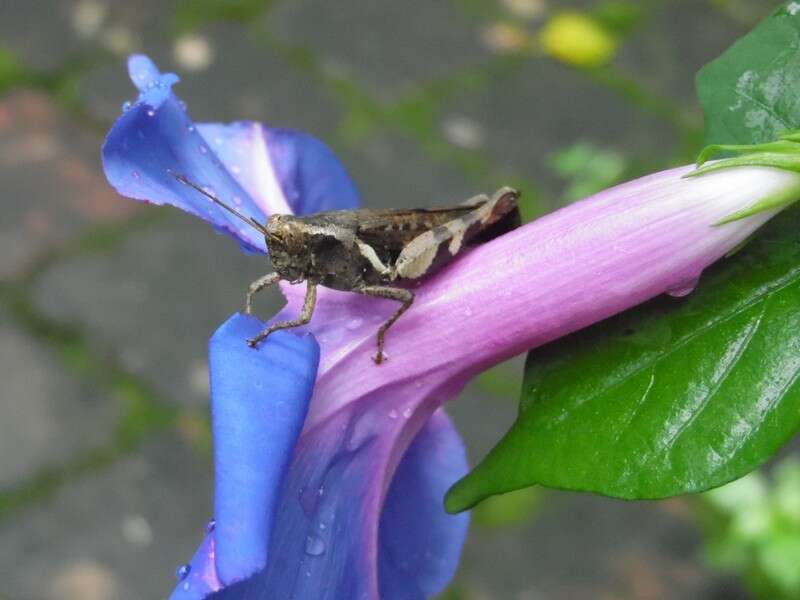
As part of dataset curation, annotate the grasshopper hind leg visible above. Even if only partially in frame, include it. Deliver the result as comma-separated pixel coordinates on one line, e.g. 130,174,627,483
355,286,414,364
247,282,318,347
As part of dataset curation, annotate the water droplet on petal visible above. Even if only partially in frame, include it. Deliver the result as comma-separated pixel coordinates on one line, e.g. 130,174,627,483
299,485,324,517
464,306,473,317
205,518,216,533
179,100,187,111
187,124,195,133
183,581,190,591
176,564,191,581
146,108,156,117
402,407,413,419
233,195,243,206
305,534,326,556
346,317,363,331
666,277,700,298
388,409,398,420
230,164,241,174
122,100,132,112
198,144,207,154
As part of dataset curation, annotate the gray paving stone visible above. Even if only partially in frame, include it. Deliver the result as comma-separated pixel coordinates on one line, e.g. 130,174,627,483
337,133,479,210
441,3,756,204
269,0,490,99
83,22,343,142
0,91,141,281
33,215,276,406
0,317,118,487
459,493,747,599
0,436,213,600
444,57,679,203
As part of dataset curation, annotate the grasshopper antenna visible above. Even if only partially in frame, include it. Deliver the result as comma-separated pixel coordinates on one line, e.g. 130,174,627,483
170,171,269,235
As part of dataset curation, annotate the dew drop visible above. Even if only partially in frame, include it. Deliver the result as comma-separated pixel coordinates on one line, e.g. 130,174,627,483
176,564,191,581
146,108,156,117
233,195,243,206
388,409,398,420
299,485,324,517
205,518,216,533
230,164,242,174
666,278,699,298
183,581,190,591
122,100,132,112
179,100,188,111
402,407,413,419
187,124,196,133
346,317,363,331
214,137,223,145
305,534,326,556
198,144,208,154
464,306,473,317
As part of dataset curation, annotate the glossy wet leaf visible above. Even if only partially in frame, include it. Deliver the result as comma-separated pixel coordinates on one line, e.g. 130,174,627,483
446,0,800,512
446,205,800,511
697,2,800,146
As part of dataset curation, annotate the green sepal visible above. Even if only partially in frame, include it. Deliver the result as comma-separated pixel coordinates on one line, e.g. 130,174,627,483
715,182,800,225
683,132,800,225
687,152,800,178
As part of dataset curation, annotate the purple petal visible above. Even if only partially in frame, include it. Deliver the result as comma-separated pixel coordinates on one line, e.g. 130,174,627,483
102,55,360,254
169,314,319,599
379,410,470,598
277,166,800,435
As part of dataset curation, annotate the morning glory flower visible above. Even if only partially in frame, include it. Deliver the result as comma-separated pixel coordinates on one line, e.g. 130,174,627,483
102,55,800,599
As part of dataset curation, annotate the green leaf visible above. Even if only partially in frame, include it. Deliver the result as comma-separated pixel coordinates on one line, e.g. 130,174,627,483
446,206,800,511
446,0,800,513
697,2,800,146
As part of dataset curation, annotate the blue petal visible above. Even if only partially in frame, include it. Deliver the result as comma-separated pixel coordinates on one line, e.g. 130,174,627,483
102,55,360,255
170,533,222,600
379,410,470,599
103,55,269,253
169,313,319,600
208,406,469,600
264,127,360,214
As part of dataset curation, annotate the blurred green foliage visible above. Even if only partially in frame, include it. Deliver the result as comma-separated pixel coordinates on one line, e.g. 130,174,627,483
700,458,800,599
548,141,627,204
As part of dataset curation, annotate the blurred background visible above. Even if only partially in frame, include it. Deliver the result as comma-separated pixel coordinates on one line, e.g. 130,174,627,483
1,0,797,598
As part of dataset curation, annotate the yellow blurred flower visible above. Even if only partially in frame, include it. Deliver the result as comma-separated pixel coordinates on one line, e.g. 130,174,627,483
539,11,618,68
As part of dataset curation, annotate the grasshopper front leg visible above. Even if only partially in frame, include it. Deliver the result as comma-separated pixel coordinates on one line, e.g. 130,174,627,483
245,272,281,315
247,282,317,347
354,285,414,364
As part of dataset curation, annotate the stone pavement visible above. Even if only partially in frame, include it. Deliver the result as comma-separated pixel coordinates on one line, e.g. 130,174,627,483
0,1,772,598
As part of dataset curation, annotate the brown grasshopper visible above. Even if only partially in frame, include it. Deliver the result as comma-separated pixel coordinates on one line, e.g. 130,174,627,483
175,174,520,364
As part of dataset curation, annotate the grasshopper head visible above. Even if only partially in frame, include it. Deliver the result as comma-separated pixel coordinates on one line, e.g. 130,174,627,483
265,214,310,283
